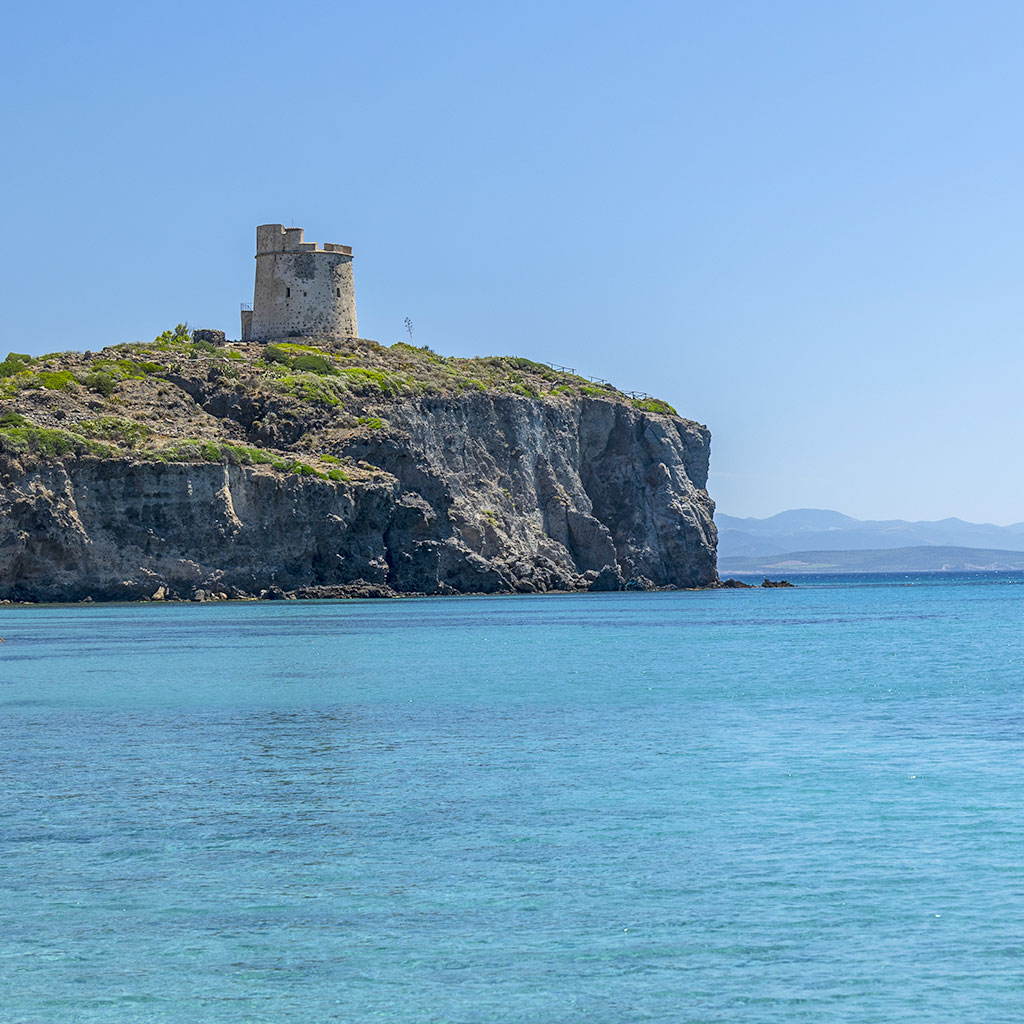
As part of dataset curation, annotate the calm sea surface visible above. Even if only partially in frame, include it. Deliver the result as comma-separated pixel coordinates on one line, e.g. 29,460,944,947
3,574,1024,1023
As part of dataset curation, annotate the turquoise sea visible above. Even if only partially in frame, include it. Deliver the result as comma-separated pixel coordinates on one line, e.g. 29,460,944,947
4,574,1024,1023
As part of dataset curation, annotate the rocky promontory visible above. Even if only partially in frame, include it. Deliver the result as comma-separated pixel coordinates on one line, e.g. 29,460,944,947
0,328,717,601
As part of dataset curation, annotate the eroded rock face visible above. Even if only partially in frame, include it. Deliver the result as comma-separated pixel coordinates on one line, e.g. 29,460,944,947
0,395,717,601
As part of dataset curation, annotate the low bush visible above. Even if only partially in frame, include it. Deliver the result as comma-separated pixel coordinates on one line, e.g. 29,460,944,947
0,423,113,458
76,416,151,447
152,324,192,350
0,353,36,378
632,398,677,416
278,373,346,406
82,371,116,396
35,370,78,391
290,352,336,375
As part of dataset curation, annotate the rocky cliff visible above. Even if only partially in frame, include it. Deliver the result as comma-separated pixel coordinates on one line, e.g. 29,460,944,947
0,331,717,601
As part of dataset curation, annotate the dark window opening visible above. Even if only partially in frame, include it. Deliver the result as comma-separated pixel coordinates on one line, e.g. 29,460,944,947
336,288,340,297
303,291,308,297
286,287,291,298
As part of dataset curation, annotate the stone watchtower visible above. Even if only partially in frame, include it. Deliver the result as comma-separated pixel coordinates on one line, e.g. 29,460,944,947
241,223,357,342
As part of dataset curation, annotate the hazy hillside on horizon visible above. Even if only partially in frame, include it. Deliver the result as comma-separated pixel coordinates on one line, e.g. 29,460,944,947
718,545,1024,574
717,508,1024,558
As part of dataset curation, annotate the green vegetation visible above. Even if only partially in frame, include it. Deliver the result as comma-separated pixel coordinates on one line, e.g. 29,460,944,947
155,438,224,462
0,325,680,482
139,438,348,482
0,421,114,458
83,371,116,396
152,324,193,350
76,416,151,447
75,357,168,396
390,340,442,363
632,397,677,415
34,370,78,390
218,443,281,466
0,365,81,395
340,366,410,396
0,353,37,378
277,373,346,407
263,342,339,376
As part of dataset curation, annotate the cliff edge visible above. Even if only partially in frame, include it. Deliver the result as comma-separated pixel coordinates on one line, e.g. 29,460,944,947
0,329,717,601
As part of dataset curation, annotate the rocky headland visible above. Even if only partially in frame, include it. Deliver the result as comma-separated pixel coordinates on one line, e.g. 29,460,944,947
0,328,717,602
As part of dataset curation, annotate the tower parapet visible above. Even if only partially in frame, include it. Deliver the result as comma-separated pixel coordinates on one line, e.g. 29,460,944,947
243,224,357,342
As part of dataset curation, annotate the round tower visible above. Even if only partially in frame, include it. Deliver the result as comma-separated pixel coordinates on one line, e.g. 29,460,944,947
243,224,357,342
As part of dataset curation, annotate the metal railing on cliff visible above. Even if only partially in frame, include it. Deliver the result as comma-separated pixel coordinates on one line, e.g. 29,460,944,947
543,362,653,401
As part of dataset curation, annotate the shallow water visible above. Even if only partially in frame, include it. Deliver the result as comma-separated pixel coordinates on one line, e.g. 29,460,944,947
4,575,1024,1022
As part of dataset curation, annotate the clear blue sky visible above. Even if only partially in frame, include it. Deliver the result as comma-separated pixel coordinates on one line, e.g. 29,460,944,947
4,0,1023,523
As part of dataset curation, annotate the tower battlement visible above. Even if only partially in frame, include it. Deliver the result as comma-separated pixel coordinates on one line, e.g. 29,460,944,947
254,224,353,257
242,223,357,342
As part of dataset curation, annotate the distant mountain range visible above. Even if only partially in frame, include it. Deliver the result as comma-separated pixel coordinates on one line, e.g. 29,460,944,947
718,546,1024,574
717,508,1024,558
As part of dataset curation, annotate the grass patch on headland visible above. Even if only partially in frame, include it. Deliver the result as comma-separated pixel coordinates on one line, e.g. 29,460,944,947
276,373,347,407
0,327,684,480
76,416,152,447
143,438,348,482
632,397,677,415
0,421,115,458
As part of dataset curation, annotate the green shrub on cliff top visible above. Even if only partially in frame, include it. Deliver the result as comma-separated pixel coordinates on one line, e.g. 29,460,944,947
632,397,677,416
152,324,192,350
34,370,78,391
277,373,346,407
83,371,116,396
82,358,166,390
142,440,345,483
0,422,113,458
263,343,338,376
290,353,336,375
0,367,79,393
220,443,280,467
155,438,223,462
76,416,151,447
340,366,411,396
0,353,36,379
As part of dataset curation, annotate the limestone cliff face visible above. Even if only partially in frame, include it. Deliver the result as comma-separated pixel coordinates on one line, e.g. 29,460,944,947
0,394,716,601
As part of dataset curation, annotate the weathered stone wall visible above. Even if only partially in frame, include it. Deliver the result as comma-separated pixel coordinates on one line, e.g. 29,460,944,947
249,224,357,342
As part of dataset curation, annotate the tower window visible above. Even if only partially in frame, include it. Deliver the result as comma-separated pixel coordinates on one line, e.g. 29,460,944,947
286,287,291,298
303,291,308,297
336,288,340,297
